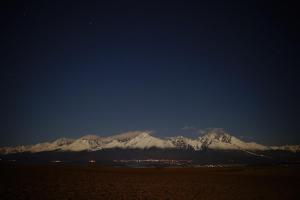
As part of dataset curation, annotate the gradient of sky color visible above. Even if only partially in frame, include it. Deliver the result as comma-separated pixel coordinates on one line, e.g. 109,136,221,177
0,0,299,146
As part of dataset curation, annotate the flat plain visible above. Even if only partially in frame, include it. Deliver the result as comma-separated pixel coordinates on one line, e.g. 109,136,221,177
1,163,300,200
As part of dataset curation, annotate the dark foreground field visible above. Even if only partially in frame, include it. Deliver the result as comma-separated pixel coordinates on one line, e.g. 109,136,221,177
1,164,300,200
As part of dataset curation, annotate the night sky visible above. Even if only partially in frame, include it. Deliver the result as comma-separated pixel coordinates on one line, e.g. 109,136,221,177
1,1,299,146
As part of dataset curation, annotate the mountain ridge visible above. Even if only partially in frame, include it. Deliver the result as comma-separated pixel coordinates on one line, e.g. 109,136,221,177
1,130,300,154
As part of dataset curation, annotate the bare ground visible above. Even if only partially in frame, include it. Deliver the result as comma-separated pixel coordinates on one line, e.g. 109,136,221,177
1,164,300,200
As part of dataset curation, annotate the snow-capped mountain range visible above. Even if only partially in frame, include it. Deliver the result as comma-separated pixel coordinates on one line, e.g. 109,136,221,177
1,130,299,154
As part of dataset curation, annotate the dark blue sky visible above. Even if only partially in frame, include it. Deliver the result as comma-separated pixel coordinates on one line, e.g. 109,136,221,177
1,1,299,146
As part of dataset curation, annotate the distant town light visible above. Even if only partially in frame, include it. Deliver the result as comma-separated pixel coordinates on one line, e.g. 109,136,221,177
51,160,62,163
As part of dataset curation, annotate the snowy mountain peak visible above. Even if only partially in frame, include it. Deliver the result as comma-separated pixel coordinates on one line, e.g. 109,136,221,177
53,138,74,146
110,131,152,142
198,130,269,151
168,136,199,150
199,128,231,140
80,135,103,140
200,132,232,143
198,129,233,148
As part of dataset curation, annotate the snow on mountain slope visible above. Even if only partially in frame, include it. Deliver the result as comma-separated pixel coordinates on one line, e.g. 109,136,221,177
0,145,29,154
198,130,269,151
102,139,125,149
168,136,201,150
29,138,75,153
102,131,174,149
121,132,174,149
0,130,299,154
107,131,148,142
270,145,300,153
0,138,75,154
62,135,104,151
